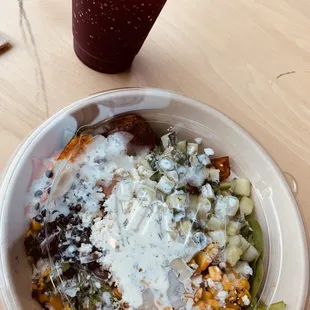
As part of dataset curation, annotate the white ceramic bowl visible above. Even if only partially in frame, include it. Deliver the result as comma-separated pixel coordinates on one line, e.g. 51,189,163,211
0,88,308,310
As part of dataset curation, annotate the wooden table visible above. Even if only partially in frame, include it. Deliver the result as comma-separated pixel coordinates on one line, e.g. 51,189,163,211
1,0,310,237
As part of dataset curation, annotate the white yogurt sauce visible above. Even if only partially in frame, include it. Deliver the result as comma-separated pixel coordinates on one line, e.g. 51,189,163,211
80,134,198,309
26,132,237,309
28,132,197,309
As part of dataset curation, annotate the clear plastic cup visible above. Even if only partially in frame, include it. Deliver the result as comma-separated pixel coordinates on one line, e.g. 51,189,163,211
72,0,167,73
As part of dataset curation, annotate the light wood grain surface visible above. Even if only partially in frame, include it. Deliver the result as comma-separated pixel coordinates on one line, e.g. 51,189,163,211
1,0,310,251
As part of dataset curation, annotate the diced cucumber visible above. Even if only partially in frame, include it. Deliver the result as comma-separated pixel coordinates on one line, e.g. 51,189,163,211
161,132,176,149
159,157,175,171
232,178,251,196
166,170,179,183
136,185,156,206
187,142,198,156
228,235,241,247
161,133,171,149
189,155,200,166
207,216,224,231
225,245,243,267
240,196,254,216
137,165,155,179
179,220,191,236
219,181,232,190
240,236,250,253
208,231,226,247
156,175,175,194
228,235,250,253
208,168,220,183
139,158,153,170
176,140,187,153
189,194,198,209
197,196,212,221
241,244,260,262
166,193,187,210
150,171,162,182
177,165,187,176
227,221,241,236
201,183,215,200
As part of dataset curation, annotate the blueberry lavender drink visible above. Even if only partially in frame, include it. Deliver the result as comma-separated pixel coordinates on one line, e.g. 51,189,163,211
72,0,167,73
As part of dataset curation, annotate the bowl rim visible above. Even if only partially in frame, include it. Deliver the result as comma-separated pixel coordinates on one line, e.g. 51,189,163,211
0,87,308,309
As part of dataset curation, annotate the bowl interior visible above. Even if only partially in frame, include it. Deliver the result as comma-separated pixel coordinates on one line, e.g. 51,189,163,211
0,88,308,309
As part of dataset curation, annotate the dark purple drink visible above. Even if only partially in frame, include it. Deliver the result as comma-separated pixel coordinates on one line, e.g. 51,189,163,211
72,0,167,73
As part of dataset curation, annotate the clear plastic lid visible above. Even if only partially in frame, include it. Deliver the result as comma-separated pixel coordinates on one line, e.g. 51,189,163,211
0,88,308,310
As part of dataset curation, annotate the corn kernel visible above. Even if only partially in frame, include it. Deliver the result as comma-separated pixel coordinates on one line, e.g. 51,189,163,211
194,266,202,275
208,266,222,281
195,251,212,271
38,293,49,304
42,268,51,278
222,274,232,291
240,279,250,291
113,287,122,299
49,296,63,310
207,287,218,297
188,258,196,265
31,219,42,231
194,300,207,310
26,229,35,238
206,299,219,308
236,289,251,306
227,290,237,303
201,290,213,301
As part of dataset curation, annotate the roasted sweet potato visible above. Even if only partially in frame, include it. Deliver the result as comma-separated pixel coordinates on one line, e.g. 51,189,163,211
58,135,93,161
211,156,230,181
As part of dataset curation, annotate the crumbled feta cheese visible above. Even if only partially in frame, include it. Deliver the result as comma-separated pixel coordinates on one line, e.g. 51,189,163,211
242,295,250,306
191,275,203,288
208,231,226,247
79,243,93,254
201,183,215,199
234,261,253,277
102,292,112,306
217,290,228,306
204,148,214,156
95,281,101,289
215,196,239,218
186,166,208,187
197,154,211,166
207,278,215,288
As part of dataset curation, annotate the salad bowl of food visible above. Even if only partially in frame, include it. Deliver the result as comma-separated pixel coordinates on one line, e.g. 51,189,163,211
0,88,308,310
